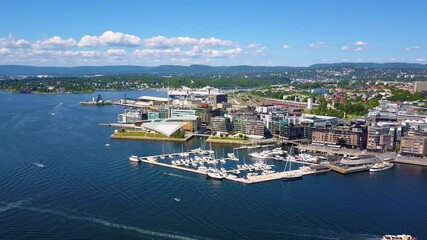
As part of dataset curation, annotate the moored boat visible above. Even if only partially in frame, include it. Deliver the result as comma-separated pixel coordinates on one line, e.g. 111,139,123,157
128,156,139,162
382,234,416,240
282,172,303,181
206,170,226,180
370,162,394,172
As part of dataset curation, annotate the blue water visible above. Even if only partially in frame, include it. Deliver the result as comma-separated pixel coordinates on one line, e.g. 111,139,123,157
0,90,426,240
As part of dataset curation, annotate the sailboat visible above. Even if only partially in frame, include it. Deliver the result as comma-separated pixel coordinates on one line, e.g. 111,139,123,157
282,145,303,181
160,144,166,159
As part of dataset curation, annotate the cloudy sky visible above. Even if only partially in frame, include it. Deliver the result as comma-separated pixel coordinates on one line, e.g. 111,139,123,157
0,0,426,66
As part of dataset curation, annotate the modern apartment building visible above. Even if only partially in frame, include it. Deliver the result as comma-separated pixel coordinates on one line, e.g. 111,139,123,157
400,135,427,157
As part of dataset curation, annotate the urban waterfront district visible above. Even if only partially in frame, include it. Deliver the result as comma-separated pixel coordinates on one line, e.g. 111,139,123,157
0,90,426,239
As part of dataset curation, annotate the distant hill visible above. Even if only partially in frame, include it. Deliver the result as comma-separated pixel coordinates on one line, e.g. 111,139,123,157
308,62,427,70
0,62,426,76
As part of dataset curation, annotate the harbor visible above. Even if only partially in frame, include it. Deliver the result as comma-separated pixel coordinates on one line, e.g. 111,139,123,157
129,146,322,184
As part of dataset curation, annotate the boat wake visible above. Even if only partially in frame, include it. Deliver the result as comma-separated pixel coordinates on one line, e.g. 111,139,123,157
162,172,198,181
0,198,32,213
0,198,211,240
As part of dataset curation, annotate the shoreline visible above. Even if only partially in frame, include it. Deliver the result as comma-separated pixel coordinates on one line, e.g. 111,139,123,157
111,134,193,142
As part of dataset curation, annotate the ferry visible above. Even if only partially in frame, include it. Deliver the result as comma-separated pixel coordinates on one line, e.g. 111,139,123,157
128,156,139,162
370,162,394,172
382,234,416,240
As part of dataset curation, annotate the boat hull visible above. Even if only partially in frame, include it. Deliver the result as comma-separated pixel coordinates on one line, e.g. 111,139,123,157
282,175,303,181
370,164,394,172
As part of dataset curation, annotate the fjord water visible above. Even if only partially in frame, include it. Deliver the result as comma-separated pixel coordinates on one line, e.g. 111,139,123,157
0,90,426,240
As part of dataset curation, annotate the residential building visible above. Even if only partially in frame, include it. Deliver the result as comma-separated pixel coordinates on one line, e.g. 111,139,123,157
210,117,232,133
367,126,393,152
244,119,265,136
400,135,427,157
311,125,367,149
413,81,427,93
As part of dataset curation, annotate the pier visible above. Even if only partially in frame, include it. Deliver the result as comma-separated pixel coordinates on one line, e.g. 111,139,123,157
132,151,319,184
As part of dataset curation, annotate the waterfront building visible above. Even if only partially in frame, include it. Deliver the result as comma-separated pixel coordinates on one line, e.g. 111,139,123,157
367,126,394,152
194,107,215,126
244,119,265,136
146,109,168,120
171,109,197,118
169,115,200,132
141,121,186,137
400,135,427,157
210,116,232,133
311,125,367,149
118,109,142,124
280,123,307,140
137,96,169,106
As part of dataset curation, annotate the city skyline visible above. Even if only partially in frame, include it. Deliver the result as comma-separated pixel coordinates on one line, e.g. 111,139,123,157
0,0,426,66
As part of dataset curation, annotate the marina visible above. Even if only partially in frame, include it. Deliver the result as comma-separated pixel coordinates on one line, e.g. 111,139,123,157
130,147,320,184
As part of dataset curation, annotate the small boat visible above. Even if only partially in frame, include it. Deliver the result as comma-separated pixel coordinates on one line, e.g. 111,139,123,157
105,143,110,147
227,153,239,161
128,156,139,162
206,170,226,180
282,172,303,181
370,162,394,172
33,162,46,168
174,198,181,202
163,171,170,175
382,234,416,240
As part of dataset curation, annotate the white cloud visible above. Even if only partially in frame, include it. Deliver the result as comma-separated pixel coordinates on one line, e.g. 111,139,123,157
143,36,233,48
309,42,328,49
248,43,262,48
0,47,11,55
107,49,126,56
0,36,31,48
355,41,368,46
405,46,421,51
415,58,426,62
341,41,370,52
133,47,243,58
33,36,77,50
282,44,291,49
78,31,142,47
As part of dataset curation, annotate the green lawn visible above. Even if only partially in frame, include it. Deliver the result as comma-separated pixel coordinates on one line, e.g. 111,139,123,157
210,136,248,141
115,131,167,138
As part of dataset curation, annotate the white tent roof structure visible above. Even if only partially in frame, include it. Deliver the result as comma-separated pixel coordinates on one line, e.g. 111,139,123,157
142,121,186,137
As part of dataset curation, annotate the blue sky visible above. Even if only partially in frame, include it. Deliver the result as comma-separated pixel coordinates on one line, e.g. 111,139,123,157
0,0,426,66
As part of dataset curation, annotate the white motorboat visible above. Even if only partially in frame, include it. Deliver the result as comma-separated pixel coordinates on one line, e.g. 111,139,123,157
370,162,394,172
206,170,226,180
382,234,416,240
227,153,239,161
128,156,139,162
